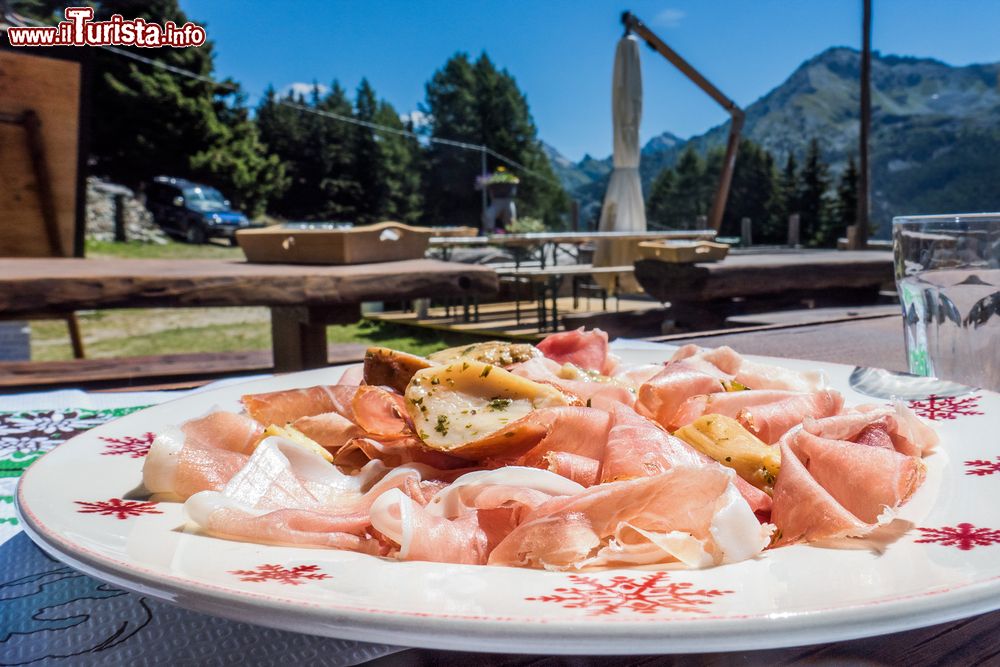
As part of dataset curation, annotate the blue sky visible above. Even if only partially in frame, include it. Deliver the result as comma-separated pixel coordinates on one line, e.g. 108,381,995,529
183,0,1000,162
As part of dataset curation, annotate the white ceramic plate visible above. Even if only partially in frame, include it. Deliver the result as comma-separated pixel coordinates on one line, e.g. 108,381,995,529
16,348,1000,654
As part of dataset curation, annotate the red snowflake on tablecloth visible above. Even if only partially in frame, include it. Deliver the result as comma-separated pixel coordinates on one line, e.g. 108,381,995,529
965,457,1000,476
907,394,984,421
525,572,732,617
99,432,156,458
228,564,331,586
75,498,162,520
915,523,1000,550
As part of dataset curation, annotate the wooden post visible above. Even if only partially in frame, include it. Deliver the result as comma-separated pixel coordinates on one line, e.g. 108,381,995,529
113,193,127,242
788,213,801,247
621,12,744,234
853,0,872,249
741,217,752,247
570,199,580,231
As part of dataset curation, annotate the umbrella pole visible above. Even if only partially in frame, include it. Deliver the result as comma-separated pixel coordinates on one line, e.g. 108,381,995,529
621,11,745,233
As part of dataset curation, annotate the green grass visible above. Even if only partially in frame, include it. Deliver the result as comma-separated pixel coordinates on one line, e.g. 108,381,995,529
30,306,481,362
85,238,243,259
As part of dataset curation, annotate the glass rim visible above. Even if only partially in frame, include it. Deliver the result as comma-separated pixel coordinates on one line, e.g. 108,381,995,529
893,213,1000,225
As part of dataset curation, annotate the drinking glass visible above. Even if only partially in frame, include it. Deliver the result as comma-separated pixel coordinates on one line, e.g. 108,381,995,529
893,214,1000,391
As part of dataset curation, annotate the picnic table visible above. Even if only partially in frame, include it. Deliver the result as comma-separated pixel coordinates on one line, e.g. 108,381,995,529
634,250,894,328
0,257,497,373
496,264,634,331
2,312,996,665
430,229,716,267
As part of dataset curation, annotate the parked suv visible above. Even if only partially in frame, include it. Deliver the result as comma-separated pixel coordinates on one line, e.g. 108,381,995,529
146,176,251,244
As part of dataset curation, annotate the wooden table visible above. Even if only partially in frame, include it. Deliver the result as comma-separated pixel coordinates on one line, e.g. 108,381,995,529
0,258,498,372
431,230,717,267
367,313,999,666
634,250,895,328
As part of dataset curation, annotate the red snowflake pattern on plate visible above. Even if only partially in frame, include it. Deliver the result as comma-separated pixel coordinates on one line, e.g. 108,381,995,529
965,457,1000,476
229,564,331,586
99,432,156,458
907,394,984,421
915,523,1000,550
525,572,732,616
75,498,162,520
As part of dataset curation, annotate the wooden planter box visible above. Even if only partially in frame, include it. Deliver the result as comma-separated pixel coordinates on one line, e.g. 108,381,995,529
236,221,432,264
637,240,730,264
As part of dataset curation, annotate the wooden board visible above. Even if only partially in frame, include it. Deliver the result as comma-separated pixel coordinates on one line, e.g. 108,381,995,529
0,258,499,315
0,50,80,258
634,250,894,302
0,343,367,391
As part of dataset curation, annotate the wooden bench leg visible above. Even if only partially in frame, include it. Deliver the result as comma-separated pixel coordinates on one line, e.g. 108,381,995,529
66,313,85,359
270,304,360,373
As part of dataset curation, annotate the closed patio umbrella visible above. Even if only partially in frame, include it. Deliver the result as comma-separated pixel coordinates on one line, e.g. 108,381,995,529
593,35,645,293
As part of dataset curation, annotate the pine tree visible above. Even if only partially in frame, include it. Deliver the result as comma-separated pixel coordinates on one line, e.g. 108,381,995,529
819,155,860,247
352,79,383,223
371,103,424,224
774,153,801,232
670,147,709,228
705,140,779,239
77,0,286,216
423,52,566,228
799,139,833,247
645,168,676,228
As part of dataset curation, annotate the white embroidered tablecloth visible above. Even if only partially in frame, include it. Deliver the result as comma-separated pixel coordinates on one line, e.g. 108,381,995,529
0,381,401,666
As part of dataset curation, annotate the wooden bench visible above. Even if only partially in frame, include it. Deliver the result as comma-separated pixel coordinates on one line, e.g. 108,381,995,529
0,344,369,393
634,250,894,329
496,264,634,331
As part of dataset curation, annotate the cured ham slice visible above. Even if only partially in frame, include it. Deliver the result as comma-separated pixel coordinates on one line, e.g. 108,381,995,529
771,413,927,545
600,404,705,483
143,411,264,499
242,385,357,426
601,405,771,513
507,406,613,469
369,467,581,564
488,467,771,570
635,362,728,429
183,438,445,551
291,412,363,450
536,327,611,374
670,389,843,442
824,403,939,457
543,451,601,486
671,345,827,392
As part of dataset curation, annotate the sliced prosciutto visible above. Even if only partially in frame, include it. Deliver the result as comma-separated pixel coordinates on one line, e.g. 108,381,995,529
488,467,771,570
370,467,583,564
671,344,828,392
771,411,928,545
536,327,611,374
670,389,844,442
242,384,357,426
602,404,772,513
635,361,728,429
143,411,264,500
184,437,439,551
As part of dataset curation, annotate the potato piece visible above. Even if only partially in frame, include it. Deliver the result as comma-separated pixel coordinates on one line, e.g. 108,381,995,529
363,347,434,393
263,424,333,462
427,341,539,368
405,359,570,459
674,414,780,493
